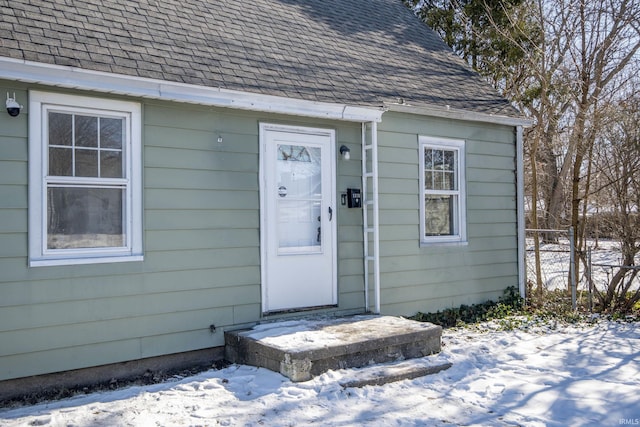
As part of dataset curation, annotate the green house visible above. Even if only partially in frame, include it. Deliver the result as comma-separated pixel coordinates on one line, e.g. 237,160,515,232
0,0,528,394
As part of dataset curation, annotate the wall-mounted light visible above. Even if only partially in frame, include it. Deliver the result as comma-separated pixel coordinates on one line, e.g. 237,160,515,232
339,145,351,160
217,135,223,144
6,92,22,117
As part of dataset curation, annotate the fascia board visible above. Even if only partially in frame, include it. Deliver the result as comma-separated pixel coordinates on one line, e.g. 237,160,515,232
0,57,384,123
385,102,532,127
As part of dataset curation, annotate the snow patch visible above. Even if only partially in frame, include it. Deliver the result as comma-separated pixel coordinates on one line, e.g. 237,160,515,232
1,320,638,426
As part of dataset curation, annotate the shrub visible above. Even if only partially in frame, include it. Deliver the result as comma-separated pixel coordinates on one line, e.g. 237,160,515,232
410,286,523,327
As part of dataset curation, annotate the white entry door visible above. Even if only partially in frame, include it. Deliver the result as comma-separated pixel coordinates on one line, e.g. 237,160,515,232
260,124,337,313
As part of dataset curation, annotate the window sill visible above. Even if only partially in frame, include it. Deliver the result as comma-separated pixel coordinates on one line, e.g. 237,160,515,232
29,255,144,267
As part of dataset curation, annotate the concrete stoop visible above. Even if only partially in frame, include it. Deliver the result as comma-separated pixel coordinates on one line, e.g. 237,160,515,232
224,315,450,384
338,358,453,388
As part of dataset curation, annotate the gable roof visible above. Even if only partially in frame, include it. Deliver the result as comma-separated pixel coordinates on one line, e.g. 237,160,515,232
0,0,521,119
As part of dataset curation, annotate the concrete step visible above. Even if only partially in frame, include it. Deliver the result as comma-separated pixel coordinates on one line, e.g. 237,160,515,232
339,357,453,388
224,315,445,382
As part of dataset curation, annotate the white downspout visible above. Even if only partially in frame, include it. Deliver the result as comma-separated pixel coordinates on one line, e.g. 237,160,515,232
516,125,526,297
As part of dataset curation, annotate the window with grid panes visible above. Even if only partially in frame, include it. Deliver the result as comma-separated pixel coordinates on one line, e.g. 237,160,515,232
29,92,142,266
419,136,466,244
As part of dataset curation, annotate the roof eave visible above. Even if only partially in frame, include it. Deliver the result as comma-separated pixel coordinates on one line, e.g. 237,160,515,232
385,102,532,127
0,56,384,123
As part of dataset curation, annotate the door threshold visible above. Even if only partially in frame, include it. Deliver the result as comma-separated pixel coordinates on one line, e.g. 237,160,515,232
262,304,338,317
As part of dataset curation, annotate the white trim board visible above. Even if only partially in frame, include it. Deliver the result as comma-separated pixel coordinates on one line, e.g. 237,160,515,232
385,102,532,127
0,56,384,123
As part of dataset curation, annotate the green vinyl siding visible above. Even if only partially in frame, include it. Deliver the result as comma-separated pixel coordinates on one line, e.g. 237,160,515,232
0,83,364,381
0,81,518,382
377,111,518,315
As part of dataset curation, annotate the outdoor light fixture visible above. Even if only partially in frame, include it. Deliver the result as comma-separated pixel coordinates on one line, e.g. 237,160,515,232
339,145,351,160
217,135,223,143
6,92,22,117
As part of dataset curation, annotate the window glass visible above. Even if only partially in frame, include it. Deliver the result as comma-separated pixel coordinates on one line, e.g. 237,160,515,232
49,112,72,146
75,148,99,177
75,115,98,147
47,112,125,179
101,117,123,149
46,111,126,249
425,195,455,236
101,151,123,178
47,187,125,249
424,148,457,191
47,112,126,250
49,147,73,176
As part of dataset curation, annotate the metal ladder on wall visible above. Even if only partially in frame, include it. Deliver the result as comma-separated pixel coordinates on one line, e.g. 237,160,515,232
361,122,380,314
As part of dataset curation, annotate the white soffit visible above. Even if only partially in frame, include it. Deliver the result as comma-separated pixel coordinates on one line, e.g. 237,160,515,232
0,57,384,123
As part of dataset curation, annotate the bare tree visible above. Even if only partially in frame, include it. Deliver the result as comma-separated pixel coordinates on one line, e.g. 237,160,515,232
590,86,640,312
566,0,640,259
510,0,640,236
477,0,640,298
410,0,640,306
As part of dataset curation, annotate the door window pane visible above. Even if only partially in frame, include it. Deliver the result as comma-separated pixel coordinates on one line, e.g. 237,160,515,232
276,143,323,253
47,187,125,249
277,144,311,162
277,144,321,198
278,200,322,252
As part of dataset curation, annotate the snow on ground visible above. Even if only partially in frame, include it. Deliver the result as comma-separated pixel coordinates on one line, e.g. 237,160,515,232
1,319,638,427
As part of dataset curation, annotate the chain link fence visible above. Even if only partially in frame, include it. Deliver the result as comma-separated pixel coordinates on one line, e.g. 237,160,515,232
586,247,640,312
525,228,577,309
526,228,640,312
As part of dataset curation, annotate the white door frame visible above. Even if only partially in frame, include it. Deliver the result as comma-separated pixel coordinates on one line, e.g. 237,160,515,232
259,123,338,313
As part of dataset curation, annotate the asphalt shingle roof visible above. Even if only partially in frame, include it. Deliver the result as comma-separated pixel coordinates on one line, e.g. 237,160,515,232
0,0,519,117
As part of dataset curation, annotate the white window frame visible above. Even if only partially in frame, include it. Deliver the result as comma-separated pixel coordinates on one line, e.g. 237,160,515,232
419,136,467,245
28,91,143,266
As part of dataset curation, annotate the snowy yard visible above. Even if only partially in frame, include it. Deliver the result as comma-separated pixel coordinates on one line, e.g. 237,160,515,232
1,318,638,426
